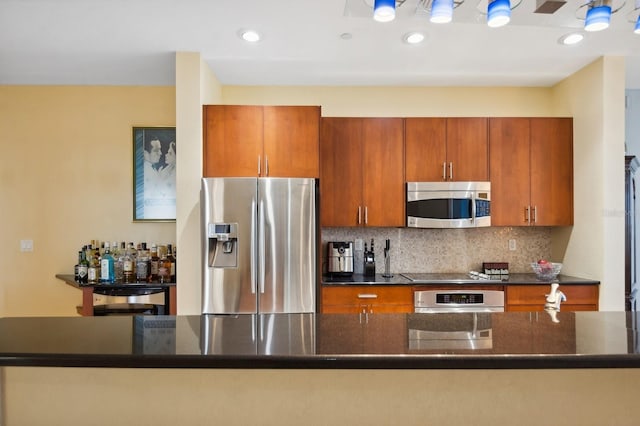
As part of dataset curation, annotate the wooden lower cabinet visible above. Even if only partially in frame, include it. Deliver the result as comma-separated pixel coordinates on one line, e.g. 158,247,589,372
321,286,413,313
506,285,599,312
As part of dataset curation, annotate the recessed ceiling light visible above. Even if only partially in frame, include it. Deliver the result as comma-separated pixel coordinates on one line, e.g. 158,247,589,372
403,32,425,44
559,32,584,45
239,29,261,42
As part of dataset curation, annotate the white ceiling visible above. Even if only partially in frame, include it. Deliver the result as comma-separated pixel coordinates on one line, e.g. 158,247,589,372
1,0,640,88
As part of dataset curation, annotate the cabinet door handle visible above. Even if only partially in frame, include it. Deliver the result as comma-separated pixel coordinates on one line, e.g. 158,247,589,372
533,206,537,224
358,206,362,225
442,162,447,180
357,294,378,299
265,156,269,177
257,156,261,176
365,206,368,225
524,206,530,223
449,162,453,180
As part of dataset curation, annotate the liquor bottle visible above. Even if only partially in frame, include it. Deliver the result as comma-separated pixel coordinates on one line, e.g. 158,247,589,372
122,244,135,283
114,242,124,283
87,244,99,283
166,244,176,283
128,242,138,261
157,245,169,283
74,251,82,282
150,244,159,282
111,241,120,258
78,249,89,284
136,243,150,282
100,242,115,283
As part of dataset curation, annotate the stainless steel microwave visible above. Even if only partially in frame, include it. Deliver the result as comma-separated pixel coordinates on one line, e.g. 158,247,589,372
406,181,491,228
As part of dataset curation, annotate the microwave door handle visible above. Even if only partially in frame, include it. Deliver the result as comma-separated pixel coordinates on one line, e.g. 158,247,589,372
471,194,476,224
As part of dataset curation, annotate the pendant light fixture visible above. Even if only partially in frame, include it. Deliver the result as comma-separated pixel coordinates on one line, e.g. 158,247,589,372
374,0,396,22
584,0,612,31
431,0,454,23
487,0,512,27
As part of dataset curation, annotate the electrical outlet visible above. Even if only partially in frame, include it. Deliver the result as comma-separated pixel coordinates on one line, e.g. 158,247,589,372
20,239,33,252
355,239,363,251
508,239,516,251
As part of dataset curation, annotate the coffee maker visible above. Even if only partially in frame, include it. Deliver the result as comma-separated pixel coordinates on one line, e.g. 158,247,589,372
327,241,354,278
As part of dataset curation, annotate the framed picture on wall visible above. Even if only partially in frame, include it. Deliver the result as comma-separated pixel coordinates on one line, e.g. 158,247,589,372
132,126,176,222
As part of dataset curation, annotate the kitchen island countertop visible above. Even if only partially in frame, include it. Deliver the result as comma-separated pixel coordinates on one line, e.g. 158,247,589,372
0,311,635,369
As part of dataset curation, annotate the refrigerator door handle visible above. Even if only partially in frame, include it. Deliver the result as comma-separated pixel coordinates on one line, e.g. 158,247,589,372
250,198,257,294
258,198,266,294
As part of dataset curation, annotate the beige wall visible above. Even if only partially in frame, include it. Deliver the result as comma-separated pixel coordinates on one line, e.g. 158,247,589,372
175,52,222,314
222,85,554,117
551,57,626,311
0,86,176,316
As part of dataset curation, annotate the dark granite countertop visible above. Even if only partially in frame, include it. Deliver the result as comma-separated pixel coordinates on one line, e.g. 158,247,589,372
322,273,599,286
0,311,636,369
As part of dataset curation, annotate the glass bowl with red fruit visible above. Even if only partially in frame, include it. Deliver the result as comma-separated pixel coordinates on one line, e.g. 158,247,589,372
530,260,562,281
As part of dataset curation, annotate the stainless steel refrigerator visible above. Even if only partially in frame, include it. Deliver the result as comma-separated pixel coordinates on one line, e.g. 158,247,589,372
201,177,317,314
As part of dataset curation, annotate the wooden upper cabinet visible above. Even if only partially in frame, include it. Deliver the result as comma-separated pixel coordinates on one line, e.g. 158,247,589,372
490,117,574,226
263,106,320,178
489,118,531,226
320,117,404,227
405,118,488,182
362,118,405,227
530,118,573,226
203,105,263,177
405,118,446,181
446,118,489,181
203,105,320,178
320,118,363,227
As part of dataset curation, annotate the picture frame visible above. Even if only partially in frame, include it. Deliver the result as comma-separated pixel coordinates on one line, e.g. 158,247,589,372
132,126,176,222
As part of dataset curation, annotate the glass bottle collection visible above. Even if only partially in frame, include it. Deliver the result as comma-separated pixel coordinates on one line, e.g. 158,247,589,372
74,240,176,284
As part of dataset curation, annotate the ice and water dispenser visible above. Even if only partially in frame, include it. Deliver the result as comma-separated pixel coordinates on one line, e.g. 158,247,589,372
207,223,238,268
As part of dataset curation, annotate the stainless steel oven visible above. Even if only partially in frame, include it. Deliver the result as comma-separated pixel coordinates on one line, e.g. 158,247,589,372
414,289,504,313
406,181,491,228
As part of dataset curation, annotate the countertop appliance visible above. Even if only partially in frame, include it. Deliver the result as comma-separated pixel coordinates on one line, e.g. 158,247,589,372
201,177,316,314
406,181,491,228
327,241,354,277
414,289,505,313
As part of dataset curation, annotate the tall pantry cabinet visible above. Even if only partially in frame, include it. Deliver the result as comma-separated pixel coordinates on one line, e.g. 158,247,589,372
203,105,320,178
320,118,405,227
489,117,573,226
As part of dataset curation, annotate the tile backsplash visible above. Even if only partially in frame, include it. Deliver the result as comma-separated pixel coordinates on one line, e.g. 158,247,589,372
321,227,551,275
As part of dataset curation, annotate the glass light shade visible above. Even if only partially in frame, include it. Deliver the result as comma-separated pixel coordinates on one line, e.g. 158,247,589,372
431,0,454,23
584,5,611,32
488,0,511,28
374,0,396,22
635,15,640,34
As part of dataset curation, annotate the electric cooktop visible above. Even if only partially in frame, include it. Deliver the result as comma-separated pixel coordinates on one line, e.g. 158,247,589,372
400,272,503,284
